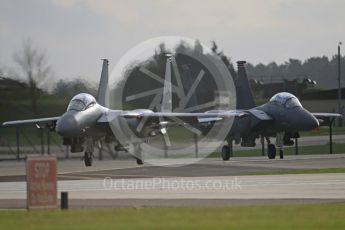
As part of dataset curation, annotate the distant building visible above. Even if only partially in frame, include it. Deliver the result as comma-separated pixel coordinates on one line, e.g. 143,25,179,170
300,88,345,114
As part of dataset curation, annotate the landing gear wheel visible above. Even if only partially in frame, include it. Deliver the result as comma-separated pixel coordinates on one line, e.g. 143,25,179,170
84,152,93,167
133,143,143,165
221,145,230,161
279,149,284,159
267,144,276,159
136,157,143,165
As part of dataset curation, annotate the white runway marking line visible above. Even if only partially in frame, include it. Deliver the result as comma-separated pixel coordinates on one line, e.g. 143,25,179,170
57,164,142,175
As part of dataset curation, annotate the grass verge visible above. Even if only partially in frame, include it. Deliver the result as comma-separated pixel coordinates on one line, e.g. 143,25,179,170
249,168,345,176
0,204,345,230
209,143,345,158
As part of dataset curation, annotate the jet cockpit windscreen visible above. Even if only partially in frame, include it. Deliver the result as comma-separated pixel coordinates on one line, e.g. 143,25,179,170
67,93,96,111
269,92,302,108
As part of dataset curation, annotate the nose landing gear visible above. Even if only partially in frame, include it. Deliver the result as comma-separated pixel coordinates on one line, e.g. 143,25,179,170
266,132,284,160
84,138,94,167
276,132,284,159
84,151,93,166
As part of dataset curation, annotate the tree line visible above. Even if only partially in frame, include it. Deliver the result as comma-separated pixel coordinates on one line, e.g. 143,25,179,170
1,39,344,116
246,56,345,89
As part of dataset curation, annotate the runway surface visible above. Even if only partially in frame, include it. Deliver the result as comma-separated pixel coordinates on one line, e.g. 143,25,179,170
1,154,345,182
1,154,345,208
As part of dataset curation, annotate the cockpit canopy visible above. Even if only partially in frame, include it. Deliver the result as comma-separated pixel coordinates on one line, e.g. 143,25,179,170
269,92,302,108
67,93,97,111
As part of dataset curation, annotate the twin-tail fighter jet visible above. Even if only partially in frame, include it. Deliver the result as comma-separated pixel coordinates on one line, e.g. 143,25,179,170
181,61,342,160
2,59,240,166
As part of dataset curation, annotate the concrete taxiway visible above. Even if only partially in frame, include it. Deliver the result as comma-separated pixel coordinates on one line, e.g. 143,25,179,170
0,154,344,208
1,154,345,182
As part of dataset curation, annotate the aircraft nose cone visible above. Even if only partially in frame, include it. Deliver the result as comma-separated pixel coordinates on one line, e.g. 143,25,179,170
294,109,319,131
56,114,79,137
307,114,319,130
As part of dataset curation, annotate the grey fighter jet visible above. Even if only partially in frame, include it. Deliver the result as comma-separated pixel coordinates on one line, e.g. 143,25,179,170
2,59,238,166
184,61,342,160
124,61,342,160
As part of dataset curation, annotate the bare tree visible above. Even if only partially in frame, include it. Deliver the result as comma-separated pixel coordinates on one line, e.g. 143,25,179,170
13,39,51,115
211,41,237,79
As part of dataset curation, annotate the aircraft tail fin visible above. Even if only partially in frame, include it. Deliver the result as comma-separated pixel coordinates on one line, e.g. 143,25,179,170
161,56,172,112
97,59,109,107
160,56,173,146
235,61,256,109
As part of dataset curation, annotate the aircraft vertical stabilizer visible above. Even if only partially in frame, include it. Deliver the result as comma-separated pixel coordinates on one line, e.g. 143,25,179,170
236,61,255,109
160,56,173,146
97,59,109,107
161,56,172,112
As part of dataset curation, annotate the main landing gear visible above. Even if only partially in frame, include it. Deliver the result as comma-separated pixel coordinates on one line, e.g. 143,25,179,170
220,134,286,161
133,142,143,165
221,145,230,161
112,142,143,165
84,151,93,166
267,143,276,159
267,144,283,159
267,144,285,159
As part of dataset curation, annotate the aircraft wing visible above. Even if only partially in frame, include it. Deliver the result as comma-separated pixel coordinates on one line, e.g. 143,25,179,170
99,109,272,139
2,117,60,127
121,111,246,124
312,113,342,126
312,113,342,118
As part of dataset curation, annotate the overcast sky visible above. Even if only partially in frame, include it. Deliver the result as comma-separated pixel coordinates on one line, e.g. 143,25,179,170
1,0,344,85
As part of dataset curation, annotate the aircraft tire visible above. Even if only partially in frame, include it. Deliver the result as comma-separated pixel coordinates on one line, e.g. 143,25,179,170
267,144,276,159
221,145,230,161
136,157,143,165
84,152,93,167
279,149,284,159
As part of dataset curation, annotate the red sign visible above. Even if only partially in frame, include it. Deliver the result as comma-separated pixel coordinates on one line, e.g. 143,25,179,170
26,155,57,210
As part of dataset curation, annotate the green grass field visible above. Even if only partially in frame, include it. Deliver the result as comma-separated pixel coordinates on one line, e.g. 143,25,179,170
301,126,345,136
249,167,345,175
208,142,345,158
1,204,344,230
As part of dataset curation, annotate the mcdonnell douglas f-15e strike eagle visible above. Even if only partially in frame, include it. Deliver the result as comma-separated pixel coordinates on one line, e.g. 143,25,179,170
2,59,341,166
2,59,240,166
206,61,342,160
